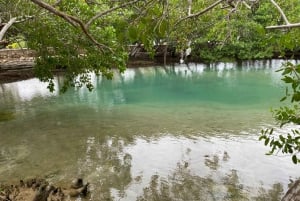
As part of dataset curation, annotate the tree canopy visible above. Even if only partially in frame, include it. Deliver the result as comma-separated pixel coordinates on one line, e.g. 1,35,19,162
1,0,300,91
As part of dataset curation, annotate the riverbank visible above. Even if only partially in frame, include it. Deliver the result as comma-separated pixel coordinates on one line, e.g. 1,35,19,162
0,60,164,84
0,53,177,84
0,48,295,84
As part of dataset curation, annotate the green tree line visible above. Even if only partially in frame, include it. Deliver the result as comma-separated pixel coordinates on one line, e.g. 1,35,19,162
1,0,300,89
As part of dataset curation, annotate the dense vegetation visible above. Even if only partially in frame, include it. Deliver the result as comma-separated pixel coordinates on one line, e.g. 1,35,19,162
1,0,300,86
1,0,300,163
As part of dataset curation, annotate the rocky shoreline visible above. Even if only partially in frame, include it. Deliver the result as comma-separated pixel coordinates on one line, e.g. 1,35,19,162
0,178,89,201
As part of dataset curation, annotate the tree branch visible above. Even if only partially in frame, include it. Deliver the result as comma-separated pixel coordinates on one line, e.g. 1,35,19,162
269,0,290,25
30,0,113,52
30,0,77,27
242,1,251,9
175,0,224,26
265,0,300,29
266,23,300,29
15,16,35,24
0,17,17,41
187,0,192,16
86,0,141,28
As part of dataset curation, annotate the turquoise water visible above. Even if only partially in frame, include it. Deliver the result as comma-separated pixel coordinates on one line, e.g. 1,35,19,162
0,61,298,200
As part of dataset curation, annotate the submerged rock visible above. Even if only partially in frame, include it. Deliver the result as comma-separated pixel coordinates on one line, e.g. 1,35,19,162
0,178,89,201
68,182,89,197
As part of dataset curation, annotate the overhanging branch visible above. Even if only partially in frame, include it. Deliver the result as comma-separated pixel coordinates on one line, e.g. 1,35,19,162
30,0,77,27
265,0,300,29
30,0,113,52
175,0,224,26
86,0,141,28
269,0,290,25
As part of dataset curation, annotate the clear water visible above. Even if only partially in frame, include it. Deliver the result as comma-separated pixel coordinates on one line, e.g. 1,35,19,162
0,60,298,200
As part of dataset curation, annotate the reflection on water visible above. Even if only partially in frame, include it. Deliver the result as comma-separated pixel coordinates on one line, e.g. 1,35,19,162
77,137,133,200
129,138,285,201
0,60,299,200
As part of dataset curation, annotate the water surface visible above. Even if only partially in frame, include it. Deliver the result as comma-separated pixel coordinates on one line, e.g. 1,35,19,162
0,60,298,200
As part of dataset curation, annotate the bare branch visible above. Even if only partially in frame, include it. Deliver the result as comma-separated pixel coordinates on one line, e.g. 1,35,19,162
187,0,192,16
86,0,141,28
175,0,224,26
242,1,251,9
15,15,35,24
269,0,290,25
266,23,300,29
0,17,17,41
266,0,300,29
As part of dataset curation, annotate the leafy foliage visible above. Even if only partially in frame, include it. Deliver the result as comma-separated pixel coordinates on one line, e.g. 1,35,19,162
260,62,300,164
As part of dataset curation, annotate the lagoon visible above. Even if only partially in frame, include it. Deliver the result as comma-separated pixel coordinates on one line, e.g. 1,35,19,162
0,60,298,200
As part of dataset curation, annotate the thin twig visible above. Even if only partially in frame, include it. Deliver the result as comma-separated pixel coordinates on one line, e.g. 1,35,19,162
175,0,224,26
86,0,141,28
30,0,77,27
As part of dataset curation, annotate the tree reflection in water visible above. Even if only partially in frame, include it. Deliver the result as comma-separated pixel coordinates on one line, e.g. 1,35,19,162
70,137,284,201
77,136,132,201
253,183,283,201
137,152,284,201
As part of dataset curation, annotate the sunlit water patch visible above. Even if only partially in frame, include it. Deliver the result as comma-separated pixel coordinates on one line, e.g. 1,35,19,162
0,60,299,200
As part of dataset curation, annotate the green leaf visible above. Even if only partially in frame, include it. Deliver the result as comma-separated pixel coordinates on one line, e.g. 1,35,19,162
279,135,285,142
280,96,287,102
292,155,298,164
259,135,265,141
292,93,300,102
275,68,284,72
128,26,138,41
264,138,270,146
282,67,292,75
296,66,300,73
282,76,294,83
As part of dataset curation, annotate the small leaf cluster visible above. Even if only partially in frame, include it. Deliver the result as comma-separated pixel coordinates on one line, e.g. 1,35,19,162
260,62,300,164
260,128,300,164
